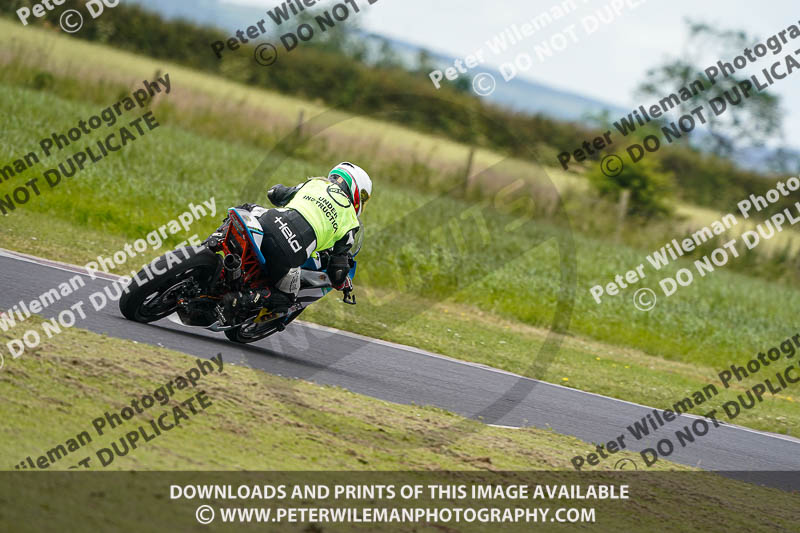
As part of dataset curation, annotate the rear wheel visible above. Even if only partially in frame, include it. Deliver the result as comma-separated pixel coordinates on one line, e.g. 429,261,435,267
119,247,220,323
224,310,303,344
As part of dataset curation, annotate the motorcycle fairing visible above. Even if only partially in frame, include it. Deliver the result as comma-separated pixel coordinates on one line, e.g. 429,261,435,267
229,208,267,265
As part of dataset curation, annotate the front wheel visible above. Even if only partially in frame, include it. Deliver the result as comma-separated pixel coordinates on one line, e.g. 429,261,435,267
224,310,303,344
119,247,220,323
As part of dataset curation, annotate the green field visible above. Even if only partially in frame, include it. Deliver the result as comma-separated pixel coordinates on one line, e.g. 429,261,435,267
4,318,800,532
2,20,800,438
3,315,628,471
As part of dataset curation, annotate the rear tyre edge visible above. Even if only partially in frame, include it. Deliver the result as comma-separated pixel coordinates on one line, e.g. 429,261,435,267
119,247,219,323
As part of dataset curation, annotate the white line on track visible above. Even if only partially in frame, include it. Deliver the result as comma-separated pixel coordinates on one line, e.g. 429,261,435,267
2,247,799,445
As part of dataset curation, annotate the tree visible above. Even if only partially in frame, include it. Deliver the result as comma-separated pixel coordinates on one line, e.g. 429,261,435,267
415,49,435,74
771,147,800,175
637,19,782,157
374,38,403,69
586,153,675,218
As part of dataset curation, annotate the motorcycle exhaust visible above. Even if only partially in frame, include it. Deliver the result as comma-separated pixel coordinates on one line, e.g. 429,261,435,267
223,254,242,285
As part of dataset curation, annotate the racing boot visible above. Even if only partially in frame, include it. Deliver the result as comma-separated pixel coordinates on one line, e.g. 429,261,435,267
221,288,294,325
222,288,271,325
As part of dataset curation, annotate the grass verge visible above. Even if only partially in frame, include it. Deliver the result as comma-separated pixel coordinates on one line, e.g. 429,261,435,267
2,316,800,533
0,314,670,471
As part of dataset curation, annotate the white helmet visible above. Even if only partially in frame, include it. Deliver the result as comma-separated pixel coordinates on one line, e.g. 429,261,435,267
328,162,372,216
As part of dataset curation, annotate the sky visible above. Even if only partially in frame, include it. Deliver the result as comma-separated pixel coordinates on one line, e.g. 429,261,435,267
226,0,800,145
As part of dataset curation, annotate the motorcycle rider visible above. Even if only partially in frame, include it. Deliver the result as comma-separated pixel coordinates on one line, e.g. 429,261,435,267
218,162,372,323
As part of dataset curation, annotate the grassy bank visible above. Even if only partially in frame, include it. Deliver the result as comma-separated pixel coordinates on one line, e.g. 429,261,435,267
3,317,800,533
2,23,800,436
0,314,663,471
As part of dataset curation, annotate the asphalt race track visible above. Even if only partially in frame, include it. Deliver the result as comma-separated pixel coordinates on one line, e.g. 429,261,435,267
1,249,799,490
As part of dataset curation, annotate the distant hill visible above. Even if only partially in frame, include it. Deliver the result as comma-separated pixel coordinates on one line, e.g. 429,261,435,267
126,0,795,171
126,0,626,123
381,36,629,123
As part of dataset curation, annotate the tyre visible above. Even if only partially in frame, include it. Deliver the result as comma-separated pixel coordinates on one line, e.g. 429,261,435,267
224,310,303,344
119,246,220,323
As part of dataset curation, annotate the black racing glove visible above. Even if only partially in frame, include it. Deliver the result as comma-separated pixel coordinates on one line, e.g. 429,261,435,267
267,184,298,207
327,253,352,290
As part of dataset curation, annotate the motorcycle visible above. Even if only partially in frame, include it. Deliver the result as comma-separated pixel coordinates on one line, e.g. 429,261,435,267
119,206,359,343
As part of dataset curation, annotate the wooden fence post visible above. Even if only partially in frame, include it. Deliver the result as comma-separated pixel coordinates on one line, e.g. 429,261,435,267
296,109,305,137
463,146,476,195
615,188,631,242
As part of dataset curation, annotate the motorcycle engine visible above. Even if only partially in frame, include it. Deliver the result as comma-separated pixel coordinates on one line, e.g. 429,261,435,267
176,297,219,326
